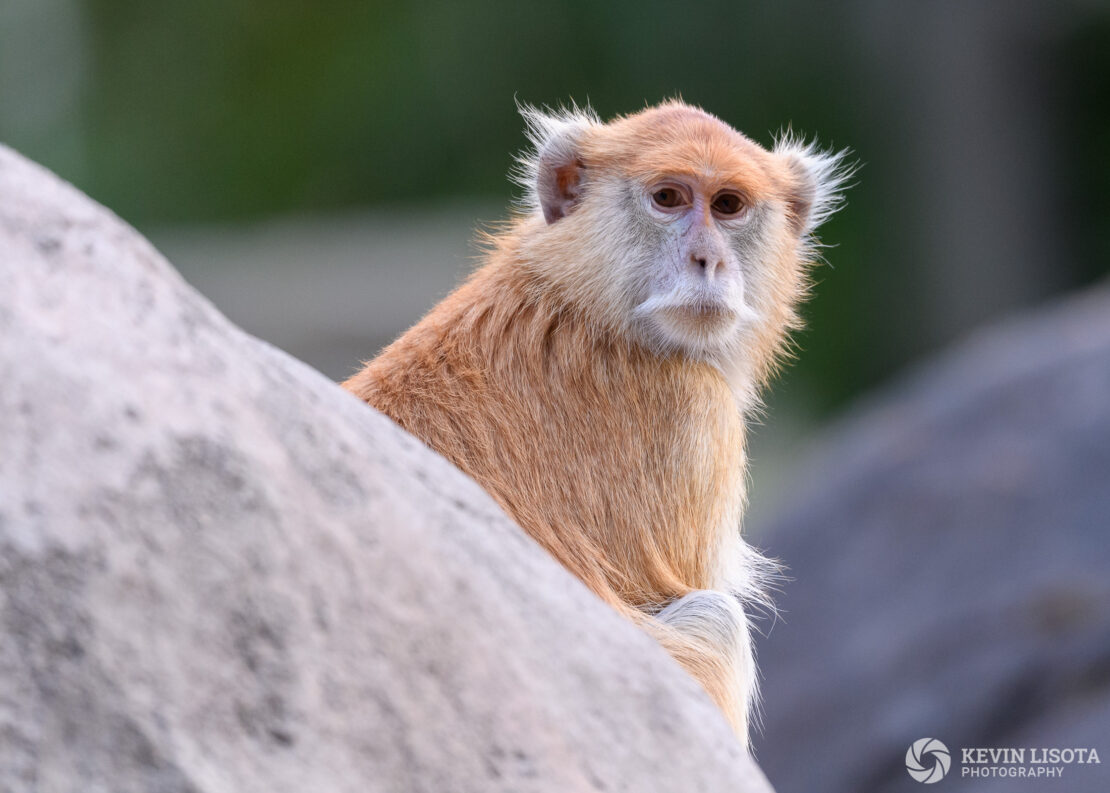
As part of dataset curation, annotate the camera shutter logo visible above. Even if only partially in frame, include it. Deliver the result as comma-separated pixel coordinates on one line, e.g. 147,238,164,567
906,738,951,783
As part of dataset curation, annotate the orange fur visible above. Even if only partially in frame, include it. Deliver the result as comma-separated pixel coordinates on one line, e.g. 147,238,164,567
343,101,848,741
347,260,743,606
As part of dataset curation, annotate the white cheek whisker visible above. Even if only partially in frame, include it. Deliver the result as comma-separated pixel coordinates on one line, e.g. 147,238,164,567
632,292,679,318
733,298,762,326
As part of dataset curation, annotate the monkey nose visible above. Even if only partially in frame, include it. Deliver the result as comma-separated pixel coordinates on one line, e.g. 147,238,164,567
691,253,726,280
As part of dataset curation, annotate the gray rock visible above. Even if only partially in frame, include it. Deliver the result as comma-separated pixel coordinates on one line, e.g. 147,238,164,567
0,145,772,793
752,283,1110,792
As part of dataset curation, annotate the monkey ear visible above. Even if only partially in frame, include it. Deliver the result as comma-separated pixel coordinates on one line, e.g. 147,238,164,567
773,133,854,237
515,102,600,225
536,144,585,225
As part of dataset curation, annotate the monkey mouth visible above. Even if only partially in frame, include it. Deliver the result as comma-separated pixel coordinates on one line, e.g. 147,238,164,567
675,301,735,318
651,302,742,343
635,293,751,347
662,301,738,327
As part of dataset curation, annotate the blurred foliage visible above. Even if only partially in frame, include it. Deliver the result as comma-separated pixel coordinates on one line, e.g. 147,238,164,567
4,1,1110,413
1066,13,1110,285
77,1,859,222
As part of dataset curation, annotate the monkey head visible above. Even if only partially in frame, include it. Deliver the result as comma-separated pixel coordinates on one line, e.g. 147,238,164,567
514,101,850,379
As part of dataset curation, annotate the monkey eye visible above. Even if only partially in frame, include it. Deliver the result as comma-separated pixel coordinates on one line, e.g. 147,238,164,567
711,192,746,217
651,187,687,210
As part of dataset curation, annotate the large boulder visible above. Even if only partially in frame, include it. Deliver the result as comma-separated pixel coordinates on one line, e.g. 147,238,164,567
753,283,1110,792
0,146,772,793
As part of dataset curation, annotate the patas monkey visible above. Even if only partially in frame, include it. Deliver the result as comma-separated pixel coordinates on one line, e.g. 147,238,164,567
344,101,849,746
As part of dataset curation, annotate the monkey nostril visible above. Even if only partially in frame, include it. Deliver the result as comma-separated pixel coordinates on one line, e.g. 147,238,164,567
692,254,726,278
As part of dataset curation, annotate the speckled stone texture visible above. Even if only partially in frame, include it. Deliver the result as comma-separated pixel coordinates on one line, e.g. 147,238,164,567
0,145,772,793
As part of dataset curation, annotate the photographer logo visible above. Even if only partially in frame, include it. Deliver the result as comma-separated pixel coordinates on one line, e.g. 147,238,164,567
906,738,952,784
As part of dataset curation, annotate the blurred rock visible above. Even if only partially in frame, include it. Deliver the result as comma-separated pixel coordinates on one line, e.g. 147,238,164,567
753,283,1110,792
0,145,772,793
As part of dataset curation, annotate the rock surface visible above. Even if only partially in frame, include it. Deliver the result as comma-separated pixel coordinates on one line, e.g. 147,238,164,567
752,283,1110,792
0,145,772,793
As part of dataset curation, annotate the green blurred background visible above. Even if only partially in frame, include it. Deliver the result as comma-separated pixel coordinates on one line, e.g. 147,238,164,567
3,0,1109,518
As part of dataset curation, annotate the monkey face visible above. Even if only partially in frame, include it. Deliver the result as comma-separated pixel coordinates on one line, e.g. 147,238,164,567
628,172,764,356
516,100,850,366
